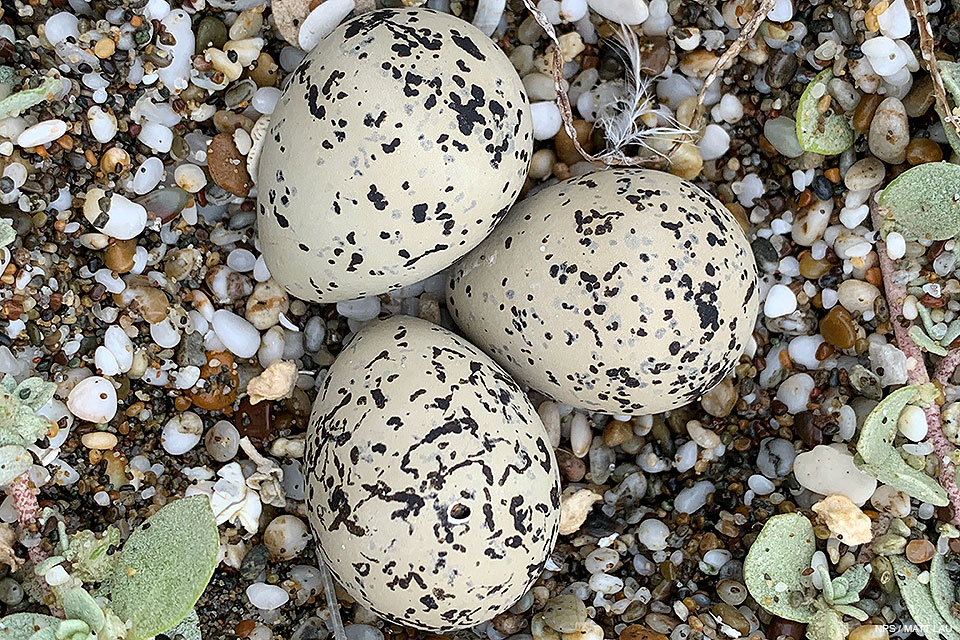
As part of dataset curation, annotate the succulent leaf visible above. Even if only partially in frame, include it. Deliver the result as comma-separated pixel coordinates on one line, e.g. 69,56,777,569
878,162,960,242
856,385,918,465
807,609,848,640
890,555,960,640
0,445,32,487
65,527,121,584
796,69,854,156
930,553,960,634
61,588,104,633
854,453,948,506
0,76,62,120
0,613,60,640
743,513,818,622
108,496,219,640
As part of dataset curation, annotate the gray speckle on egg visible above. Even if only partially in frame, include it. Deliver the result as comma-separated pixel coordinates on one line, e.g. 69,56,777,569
304,316,560,631
446,168,760,415
257,8,532,303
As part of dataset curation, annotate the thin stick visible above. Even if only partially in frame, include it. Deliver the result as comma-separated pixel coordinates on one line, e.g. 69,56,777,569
319,556,347,640
906,0,960,140
870,198,960,525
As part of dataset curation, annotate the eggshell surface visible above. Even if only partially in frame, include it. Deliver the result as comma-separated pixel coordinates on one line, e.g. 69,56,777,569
257,8,532,303
304,316,561,631
446,168,759,415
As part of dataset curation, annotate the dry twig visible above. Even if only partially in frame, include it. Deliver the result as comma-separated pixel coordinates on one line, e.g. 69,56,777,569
906,0,960,140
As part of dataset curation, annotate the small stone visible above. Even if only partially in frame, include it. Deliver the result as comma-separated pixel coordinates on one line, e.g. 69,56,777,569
905,137,943,165
245,279,289,330
555,449,586,482
837,279,881,315
793,445,877,506
208,133,252,197
701,377,737,417
263,515,310,560
81,431,118,450
67,376,118,424
844,157,886,191
764,284,797,318
105,239,137,274
542,595,588,633
711,604,750,636
240,545,270,580
870,485,911,517
531,102,563,140
766,50,798,88
602,420,632,447
94,37,115,58
213,309,260,359
17,120,68,148
585,0,648,24
897,404,928,441
246,583,289,610
674,480,715,513
247,360,298,404
905,538,935,563
716,580,747,606
298,0,356,51
637,518,670,550
868,97,909,164
872,532,907,556
620,625,668,640
812,494,873,545
161,411,203,455
849,625,889,640
820,305,857,349
558,488,602,535
554,119,593,165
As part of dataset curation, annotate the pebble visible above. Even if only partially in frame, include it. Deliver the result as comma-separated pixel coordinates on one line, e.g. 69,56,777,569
44,12,80,45
344,626,384,640
263,515,310,560
763,117,804,158
620,625,668,640
765,50,798,88
246,583,289,610
674,480,715,514
542,595,587,633
298,0,356,51
905,538,935,563
905,137,943,165
811,494,873,545
877,0,911,39
793,445,877,505
764,284,797,318
174,164,207,193
336,296,381,321
161,412,203,455
701,377,736,417
820,305,857,349
133,158,165,195
837,280,881,315
208,133,252,197
206,420,241,462
885,231,906,260
213,309,261,359
87,107,118,143
83,189,148,241
897,404,928,441
80,431,118,450
246,279,290,330
777,373,815,414
638,518,670,550
531,102,563,140
871,485,911,517
868,97,909,163
16,120,67,148
844,157,885,191
585,0,648,24
756,437,797,478
67,376,118,424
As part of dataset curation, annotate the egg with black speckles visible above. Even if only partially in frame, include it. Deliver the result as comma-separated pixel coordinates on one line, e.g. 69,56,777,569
446,168,759,416
257,8,533,303
304,316,560,631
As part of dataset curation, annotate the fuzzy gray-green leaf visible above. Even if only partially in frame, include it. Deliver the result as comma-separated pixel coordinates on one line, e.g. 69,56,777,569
891,555,960,640
807,609,847,640
164,610,202,640
0,445,32,486
856,385,917,465
743,513,818,623
61,588,104,633
0,76,62,120
930,553,960,634
108,496,219,640
796,69,854,155
854,454,948,506
878,163,960,242
0,613,60,640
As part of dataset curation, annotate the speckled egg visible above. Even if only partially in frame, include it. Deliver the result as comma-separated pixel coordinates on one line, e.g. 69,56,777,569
446,168,759,415
304,316,560,631
257,8,532,303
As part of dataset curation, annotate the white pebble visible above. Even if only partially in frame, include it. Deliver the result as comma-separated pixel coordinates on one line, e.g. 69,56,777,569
138,121,174,153
885,231,906,260
44,12,80,46
206,420,241,462
263,515,310,560
150,318,181,349
133,157,164,195
83,190,147,240
697,124,730,161
674,481,715,514
776,373,815,414
246,583,289,611
161,412,203,455
586,0,648,25
227,248,257,272
877,0,911,39
253,87,282,115
17,120,67,148
67,376,117,423
764,284,797,318
174,164,207,193
898,405,928,442
747,474,775,495
638,518,669,550
298,0,356,51
712,93,744,124
768,0,793,21
531,102,563,140
104,325,134,373
336,296,381,321
87,107,118,144
213,309,260,358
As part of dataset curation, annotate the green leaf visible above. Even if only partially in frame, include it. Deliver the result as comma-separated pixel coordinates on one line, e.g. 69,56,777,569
930,553,960,634
0,444,32,486
856,385,918,465
164,610,202,640
108,496,219,640
61,588,104,633
878,163,960,242
807,609,847,640
796,69,855,156
0,76,62,120
52,620,90,640
0,614,60,640
743,513,818,623
937,62,960,157
891,555,960,640
854,454,949,506
0,221,14,250
910,326,950,356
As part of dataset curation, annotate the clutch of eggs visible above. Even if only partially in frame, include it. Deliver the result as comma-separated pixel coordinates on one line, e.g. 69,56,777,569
447,168,760,416
257,8,532,303
305,316,561,631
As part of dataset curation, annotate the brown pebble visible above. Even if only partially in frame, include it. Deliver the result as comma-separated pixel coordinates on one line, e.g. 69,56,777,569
207,133,252,197
905,138,943,165
603,420,632,447
767,617,806,640
905,538,935,563
234,620,256,638
853,93,883,132
105,239,137,274
820,306,857,350
555,449,586,482
554,119,594,166
815,341,835,361
849,625,889,640
188,351,238,411
620,625,668,640
796,189,813,208
824,167,841,183
799,251,832,279
865,266,883,287
250,52,279,87
235,396,273,439
94,37,115,58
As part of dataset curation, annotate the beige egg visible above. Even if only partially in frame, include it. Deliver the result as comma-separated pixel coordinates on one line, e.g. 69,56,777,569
257,8,532,303
446,168,759,415
304,316,560,631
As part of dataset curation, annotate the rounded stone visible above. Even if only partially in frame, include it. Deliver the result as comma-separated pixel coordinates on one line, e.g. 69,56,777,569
258,9,532,303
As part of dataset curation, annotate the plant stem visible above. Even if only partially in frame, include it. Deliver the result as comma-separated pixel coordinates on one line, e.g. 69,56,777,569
8,472,57,612
870,200,960,525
